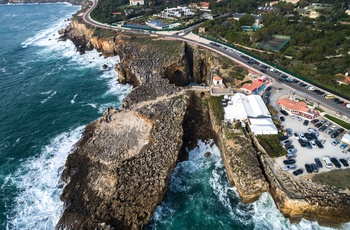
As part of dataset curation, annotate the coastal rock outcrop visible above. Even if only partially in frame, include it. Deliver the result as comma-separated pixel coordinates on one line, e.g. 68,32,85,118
57,95,188,229
261,156,350,226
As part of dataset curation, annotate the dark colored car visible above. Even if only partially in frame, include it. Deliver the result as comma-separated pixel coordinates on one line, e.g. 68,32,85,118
282,140,292,145
339,158,349,167
311,119,319,124
315,122,323,128
266,86,272,91
283,159,296,165
332,98,340,102
280,116,285,121
305,164,313,173
303,120,309,126
306,141,312,149
319,126,327,132
278,78,285,82
280,109,288,116
311,163,319,173
285,144,294,150
337,100,344,104
279,135,289,141
310,132,318,140
315,158,323,168
331,128,345,138
315,140,324,149
330,158,341,168
299,139,307,148
304,132,313,141
292,169,304,176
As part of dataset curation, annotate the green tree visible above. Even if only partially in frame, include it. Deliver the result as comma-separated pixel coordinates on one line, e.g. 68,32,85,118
239,14,255,26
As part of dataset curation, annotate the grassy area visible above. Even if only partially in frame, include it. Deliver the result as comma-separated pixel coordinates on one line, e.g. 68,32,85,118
314,107,325,113
312,169,350,190
324,114,350,130
257,135,287,158
209,96,224,123
92,27,118,38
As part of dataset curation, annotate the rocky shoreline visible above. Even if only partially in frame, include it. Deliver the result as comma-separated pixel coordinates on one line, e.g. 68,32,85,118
56,17,350,229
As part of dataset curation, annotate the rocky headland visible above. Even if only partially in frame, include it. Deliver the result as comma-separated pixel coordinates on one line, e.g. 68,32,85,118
56,16,350,229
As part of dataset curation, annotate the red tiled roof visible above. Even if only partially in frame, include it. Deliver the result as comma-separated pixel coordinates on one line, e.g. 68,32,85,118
278,98,308,112
336,74,350,84
200,2,209,8
241,80,263,92
213,75,222,81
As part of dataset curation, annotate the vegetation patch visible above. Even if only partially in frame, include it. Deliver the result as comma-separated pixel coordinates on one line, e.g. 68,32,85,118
257,135,286,158
324,114,350,130
209,96,224,123
312,169,350,190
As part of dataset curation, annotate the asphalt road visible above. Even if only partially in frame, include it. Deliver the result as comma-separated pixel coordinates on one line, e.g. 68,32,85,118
82,0,350,117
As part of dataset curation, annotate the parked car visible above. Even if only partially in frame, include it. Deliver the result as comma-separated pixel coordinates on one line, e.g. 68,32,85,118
325,129,333,135
287,148,297,154
339,158,349,167
293,132,299,139
315,122,323,128
307,127,319,135
284,164,297,171
311,163,319,173
323,156,333,169
292,168,304,176
285,144,294,150
303,120,309,126
286,128,293,137
315,158,323,168
306,141,313,149
280,109,288,116
311,119,319,124
299,139,307,148
310,132,318,140
304,132,313,141
282,140,292,146
319,126,327,132
279,135,289,141
331,139,340,146
280,116,285,121
331,128,345,138
340,143,348,150
331,157,341,168
315,140,324,149
305,164,313,173
283,159,296,165
298,133,305,140
266,86,272,91
310,141,317,148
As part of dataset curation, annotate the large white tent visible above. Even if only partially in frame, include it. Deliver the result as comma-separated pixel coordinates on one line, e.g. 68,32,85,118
341,130,350,145
224,93,278,135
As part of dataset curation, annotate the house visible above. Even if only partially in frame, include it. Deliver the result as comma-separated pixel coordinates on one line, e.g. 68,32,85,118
335,73,350,85
200,2,210,9
160,6,195,19
309,10,320,19
241,80,265,94
277,98,320,119
224,93,278,134
212,75,223,86
129,0,144,6
341,130,350,145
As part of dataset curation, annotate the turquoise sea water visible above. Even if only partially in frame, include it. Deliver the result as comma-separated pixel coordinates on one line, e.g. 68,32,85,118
0,4,348,230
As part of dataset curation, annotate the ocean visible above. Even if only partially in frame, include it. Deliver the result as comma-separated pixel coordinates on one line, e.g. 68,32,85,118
0,3,348,230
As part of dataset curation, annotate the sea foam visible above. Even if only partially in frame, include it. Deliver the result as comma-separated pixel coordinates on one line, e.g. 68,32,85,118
3,126,84,229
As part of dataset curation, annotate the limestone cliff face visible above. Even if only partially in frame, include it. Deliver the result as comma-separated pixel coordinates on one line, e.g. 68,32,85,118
261,156,350,226
57,96,188,229
208,107,269,203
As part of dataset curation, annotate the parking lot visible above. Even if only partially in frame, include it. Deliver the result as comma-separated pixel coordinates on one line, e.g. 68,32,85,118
275,113,349,176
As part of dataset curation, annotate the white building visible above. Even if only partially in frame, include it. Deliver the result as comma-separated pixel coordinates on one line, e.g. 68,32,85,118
341,130,350,145
224,93,278,135
130,0,144,6
160,6,195,19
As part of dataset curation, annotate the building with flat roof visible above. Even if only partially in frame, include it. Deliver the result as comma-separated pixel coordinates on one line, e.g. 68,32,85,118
224,93,277,135
241,80,266,94
278,98,320,119
341,130,350,145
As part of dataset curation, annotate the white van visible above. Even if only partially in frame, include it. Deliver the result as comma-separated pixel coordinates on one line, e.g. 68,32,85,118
323,156,333,169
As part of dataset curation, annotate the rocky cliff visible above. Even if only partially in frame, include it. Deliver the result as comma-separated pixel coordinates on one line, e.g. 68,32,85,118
57,94,188,229
261,156,350,226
